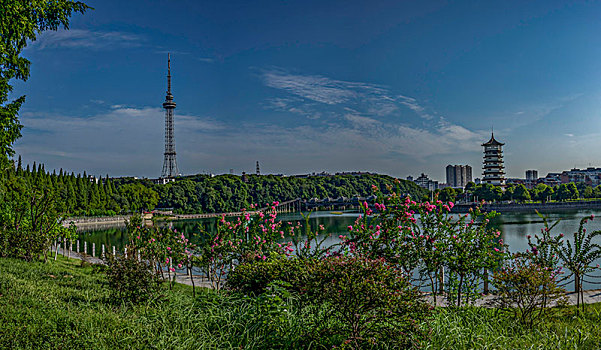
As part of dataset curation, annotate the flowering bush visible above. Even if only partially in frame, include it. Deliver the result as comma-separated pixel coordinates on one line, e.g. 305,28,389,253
196,203,292,290
343,184,506,306
491,255,566,328
555,214,601,310
524,211,563,270
285,212,334,260
128,216,193,290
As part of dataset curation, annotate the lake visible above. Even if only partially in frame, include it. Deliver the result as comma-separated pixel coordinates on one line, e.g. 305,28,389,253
77,209,601,290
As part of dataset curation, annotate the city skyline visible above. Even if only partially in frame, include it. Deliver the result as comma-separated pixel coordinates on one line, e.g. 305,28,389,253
10,0,601,179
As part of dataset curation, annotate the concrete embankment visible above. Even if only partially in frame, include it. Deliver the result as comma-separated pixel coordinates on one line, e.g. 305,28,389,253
62,215,132,229
452,201,601,214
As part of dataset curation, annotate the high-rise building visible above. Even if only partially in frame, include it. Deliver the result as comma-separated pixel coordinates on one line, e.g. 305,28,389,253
525,170,538,181
482,132,506,186
161,54,179,178
414,173,439,191
446,165,473,188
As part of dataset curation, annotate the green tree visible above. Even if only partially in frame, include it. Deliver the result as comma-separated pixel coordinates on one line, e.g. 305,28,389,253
555,183,579,201
0,0,90,168
513,184,531,203
583,186,594,199
502,184,516,201
474,184,502,202
464,181,476,193
438,187,457,203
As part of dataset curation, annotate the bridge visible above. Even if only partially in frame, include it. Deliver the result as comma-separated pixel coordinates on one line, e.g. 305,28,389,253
303,195,377,211
174,198,302,220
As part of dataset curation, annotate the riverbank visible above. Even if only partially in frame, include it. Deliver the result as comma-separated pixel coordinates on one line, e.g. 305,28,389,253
63,215,132,229
452,200,601,214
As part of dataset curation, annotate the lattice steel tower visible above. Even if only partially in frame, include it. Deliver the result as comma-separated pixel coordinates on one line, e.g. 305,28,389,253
161,53,179,178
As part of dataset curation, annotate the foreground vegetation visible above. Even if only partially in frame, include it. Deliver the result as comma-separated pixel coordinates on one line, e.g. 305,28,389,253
1,256,601,349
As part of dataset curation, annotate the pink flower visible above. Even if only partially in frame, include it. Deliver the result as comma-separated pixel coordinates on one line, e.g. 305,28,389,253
448,202,455,209
177,264,182,268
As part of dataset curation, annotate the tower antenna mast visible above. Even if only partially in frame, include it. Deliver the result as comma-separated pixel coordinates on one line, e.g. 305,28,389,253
161,53,179,178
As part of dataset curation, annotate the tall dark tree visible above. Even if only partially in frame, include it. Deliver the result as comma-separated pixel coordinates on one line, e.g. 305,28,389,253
0,1,90,169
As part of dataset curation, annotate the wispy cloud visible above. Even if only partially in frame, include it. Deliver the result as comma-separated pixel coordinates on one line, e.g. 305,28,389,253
261,68,436,121
32,29,144,50
398,95,433,120
257,68,488,168
263,69,364,105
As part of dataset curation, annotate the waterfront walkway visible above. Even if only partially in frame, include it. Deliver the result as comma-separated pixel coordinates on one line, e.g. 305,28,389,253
424,290,601,307
55,246,213,289
54,245,601,307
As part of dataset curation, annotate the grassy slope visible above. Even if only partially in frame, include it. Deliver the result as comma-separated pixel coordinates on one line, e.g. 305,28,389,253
0,257,212,349
1,257,601,349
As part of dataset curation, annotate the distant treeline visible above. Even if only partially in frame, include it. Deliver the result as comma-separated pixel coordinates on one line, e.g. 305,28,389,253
1,159,427,215
1,157,158,216
436,182,601,203
151,174,428,214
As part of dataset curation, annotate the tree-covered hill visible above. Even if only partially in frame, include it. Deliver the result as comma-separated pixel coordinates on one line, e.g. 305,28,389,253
155,174,427,214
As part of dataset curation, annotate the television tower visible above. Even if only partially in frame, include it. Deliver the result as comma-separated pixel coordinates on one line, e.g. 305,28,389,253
161,53,179,178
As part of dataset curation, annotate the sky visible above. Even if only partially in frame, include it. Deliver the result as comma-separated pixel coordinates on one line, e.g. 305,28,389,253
10,0,601,181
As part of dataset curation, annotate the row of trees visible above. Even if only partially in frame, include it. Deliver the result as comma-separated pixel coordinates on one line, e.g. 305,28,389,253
1,159,159,216
437,182,598,203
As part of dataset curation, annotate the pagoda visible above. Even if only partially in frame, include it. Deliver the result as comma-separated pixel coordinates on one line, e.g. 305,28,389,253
482,132,506,186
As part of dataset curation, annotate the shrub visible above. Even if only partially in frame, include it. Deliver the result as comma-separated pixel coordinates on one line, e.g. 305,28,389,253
104,249,159,304
226,256,310,295
491,255,566,328
305,256,432,349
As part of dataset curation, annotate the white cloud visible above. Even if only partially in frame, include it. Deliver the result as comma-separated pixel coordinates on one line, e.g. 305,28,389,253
398,95,433,120
344,113,380,128
32,29,144,50
263,69,361,105
261,68,439,122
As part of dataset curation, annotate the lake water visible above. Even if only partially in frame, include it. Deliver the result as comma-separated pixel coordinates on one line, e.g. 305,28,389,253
77,210,601,291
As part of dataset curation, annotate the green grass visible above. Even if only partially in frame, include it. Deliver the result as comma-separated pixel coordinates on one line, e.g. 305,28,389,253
0,256,326,349
1,256,601,349
428,304,601,349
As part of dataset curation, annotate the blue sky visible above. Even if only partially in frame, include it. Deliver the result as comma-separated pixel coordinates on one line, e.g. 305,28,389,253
11,0,601,181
